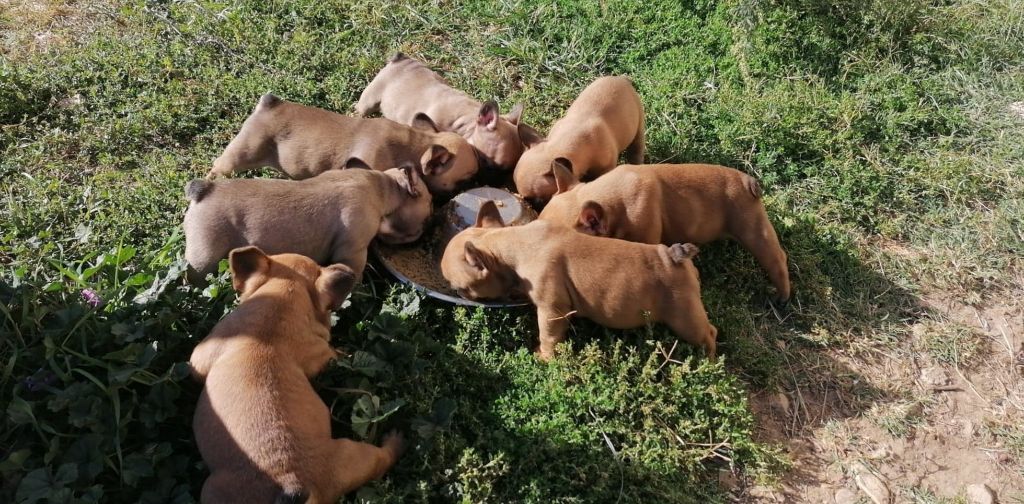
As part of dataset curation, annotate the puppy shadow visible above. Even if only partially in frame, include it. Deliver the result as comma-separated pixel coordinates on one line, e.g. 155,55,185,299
317,279,736,501
693,212,928,490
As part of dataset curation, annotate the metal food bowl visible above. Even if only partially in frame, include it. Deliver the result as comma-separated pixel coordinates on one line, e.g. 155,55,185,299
374,187,536,307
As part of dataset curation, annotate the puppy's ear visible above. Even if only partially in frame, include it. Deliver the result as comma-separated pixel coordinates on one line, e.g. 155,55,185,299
316,263,357,312
475,200,505,228
518,123,544,147
411,113,440,133
505,103,524,125
552,158,577,194
344,156,371,170
229,246,270,294
577,201,609,236
396,162,421,197
464,241,490,271
477,101,499,130
420,145,452,176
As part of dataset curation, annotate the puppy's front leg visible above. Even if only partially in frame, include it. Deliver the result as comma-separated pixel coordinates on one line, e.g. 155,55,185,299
323,432,404,497
536,307,572,362
189,337,227,383
301,339,341,378
331,246,368,283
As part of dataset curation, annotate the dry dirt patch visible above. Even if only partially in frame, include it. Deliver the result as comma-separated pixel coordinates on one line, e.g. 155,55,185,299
742,290,1024,503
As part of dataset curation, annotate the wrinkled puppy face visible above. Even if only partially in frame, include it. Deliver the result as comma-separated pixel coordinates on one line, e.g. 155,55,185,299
514,154,579,207
467,101,525,171
439,132,481,193
512,147,557,204
228,247,357,329
412,115,479,194
440,201,512,300
379,166,434,244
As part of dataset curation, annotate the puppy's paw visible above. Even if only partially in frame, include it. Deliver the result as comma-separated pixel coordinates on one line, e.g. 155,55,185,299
382,430,406,457
533,348,555,363
765,294,791,314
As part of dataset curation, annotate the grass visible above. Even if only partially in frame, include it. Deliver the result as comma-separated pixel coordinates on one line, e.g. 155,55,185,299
2,0,1023,502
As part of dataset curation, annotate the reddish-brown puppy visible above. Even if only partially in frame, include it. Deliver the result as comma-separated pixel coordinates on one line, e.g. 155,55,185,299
190,247,403,503
440,202,716,361
513,76,645,204
356,53,530,171
208,94,477,194
539,163,791,304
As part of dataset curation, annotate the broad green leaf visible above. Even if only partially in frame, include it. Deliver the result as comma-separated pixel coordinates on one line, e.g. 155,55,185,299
7,395,35,425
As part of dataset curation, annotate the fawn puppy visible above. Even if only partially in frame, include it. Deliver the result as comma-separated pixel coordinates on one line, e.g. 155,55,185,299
539,163,791,304
190,247,403,503
208,94,477,194
440,202,717,360
183,167,431,282
356,52,530,171
513,76,645,205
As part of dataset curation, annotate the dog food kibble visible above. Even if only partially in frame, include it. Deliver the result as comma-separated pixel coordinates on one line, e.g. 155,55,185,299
377,241,457,296
377,187,537,301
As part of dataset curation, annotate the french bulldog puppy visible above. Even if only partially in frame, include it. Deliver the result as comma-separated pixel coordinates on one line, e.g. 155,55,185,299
538,163,791,304
356,52,529,171
513,76,645,205
207,94,477,194
440,202,717,360
190,247,403,503
183,166,431,283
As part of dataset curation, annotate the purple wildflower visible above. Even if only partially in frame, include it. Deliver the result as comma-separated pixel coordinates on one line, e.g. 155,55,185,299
81,288,103,308
22,368,57,393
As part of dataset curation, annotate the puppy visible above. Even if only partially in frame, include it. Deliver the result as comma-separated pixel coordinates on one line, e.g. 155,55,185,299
207,94,478,194
356,53,529,171
190,247,403,503
440,202,717,360
513,76,644,205
184,166,431,282
538,163,791,304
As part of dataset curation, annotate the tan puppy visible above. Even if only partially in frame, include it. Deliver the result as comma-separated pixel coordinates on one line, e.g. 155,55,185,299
356,53,528,171
513,76,645,204
207,94,478,194
184,167,431,282
440,202,716,360
538,163,791,304
190,247,403,503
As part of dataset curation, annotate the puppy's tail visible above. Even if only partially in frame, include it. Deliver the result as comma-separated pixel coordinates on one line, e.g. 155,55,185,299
185,179,213,202
668,243,700,264
389,51,408,63
257,93,281,110
743,174,763,199
274,490,308,504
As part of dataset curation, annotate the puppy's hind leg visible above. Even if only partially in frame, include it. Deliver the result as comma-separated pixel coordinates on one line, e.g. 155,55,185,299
322,433,403,498
731,209,791,305
666,301,717,360
624,112,645,164
354,71,389,117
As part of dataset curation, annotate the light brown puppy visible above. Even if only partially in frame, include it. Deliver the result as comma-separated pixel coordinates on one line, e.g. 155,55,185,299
207,94,478,194
190,247,403,503
440,202,716,361
538,163,791,304
356,53,528,171
513,76,645,204
183,167,431,282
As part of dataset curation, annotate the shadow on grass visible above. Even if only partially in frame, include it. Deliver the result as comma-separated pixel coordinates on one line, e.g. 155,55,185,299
308,275,748,503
